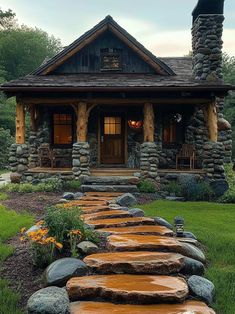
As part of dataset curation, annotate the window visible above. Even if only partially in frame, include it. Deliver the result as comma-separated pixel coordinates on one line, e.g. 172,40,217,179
101,48,122,71
163,114,184,146
104,116,121,135
53,113,73,146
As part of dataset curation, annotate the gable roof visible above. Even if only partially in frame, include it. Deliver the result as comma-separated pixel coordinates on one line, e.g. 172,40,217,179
32,15,175,76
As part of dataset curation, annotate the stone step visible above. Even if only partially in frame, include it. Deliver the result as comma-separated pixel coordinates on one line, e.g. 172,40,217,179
83,251,184,275
97,225,173,236
70,301,216,314
107,234,206,263
81,185,138,193
82,210,133,221
85,192,123,197
64,200,108,207
81,206,113,214
87,217,155,229
82,176,140,185
67,274,188,304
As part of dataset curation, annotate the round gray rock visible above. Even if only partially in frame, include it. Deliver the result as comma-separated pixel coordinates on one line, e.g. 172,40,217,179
180,243,206,263
128,208,145,217
27,286,70,314
178,231,197,240
188,275,215,305
154,217,173,230
45,258,89,287
62,192,75,200
116,193,137,207
74,192,84,200
77,241,99,255
181,257,205,276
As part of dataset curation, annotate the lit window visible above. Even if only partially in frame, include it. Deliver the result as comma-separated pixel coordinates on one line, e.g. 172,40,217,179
53,113,72,145
104,116,121,135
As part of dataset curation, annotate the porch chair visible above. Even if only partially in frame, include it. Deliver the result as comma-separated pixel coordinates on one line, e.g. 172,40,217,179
176,144,195,170
38,144,55,168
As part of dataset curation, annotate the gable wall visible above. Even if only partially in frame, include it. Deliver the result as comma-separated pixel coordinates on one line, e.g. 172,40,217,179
53,30,155,74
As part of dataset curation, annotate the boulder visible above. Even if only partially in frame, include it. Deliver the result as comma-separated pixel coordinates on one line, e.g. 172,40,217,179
62,192,75,200
44,258,89,287
181,257,205,276
74,192,84,200
27,286,70,314
10,172,22,183
26,225,41,235
188,275,215,305
128,208,145,217
179,243,206,263
218,118,231,131
210,180,229,197
116,193,137,207
178,231,197,240
77,241,99,255
154,217,173,230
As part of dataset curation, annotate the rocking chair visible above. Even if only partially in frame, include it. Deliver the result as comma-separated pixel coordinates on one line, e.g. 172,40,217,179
176,144,195,170
38,144,55,168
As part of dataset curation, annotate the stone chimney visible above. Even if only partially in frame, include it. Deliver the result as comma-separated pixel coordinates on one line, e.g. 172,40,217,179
192,0,225,81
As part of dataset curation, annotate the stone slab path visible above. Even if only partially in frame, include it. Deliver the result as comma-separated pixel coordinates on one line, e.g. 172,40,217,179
66,191,215,313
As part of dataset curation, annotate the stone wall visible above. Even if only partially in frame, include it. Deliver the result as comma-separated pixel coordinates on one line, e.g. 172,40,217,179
72,142,90,180
192,14,224,81
202,141,225,181
9,144,29,173
140,142,160,183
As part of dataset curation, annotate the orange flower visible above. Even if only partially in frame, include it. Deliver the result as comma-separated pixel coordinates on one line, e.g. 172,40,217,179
20,236,26,242
36,220,45,226
69,229,82,236
55,242,63,250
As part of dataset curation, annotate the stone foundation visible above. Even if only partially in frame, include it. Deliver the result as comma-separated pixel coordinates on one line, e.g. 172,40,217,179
202,141,225,181
72,142,90,180
9,144,30,174
140,142,160,182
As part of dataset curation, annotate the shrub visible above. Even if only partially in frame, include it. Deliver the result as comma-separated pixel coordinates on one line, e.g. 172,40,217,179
138,180,156,193
0,127,14,169
219,163,235,203
63,180,81,191
219,188,235,203
183,181,214,201
164,181,182,196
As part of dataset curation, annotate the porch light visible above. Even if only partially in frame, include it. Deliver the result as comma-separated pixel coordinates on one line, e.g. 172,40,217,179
174,216,184,236
174,113,182,123
128,120,143,130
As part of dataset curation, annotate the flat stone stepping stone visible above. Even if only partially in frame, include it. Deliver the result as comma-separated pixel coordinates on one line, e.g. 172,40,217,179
70,300,216,314
81,206,111,214
97,225,173,236
107,234,182,252
67,274,188,304
87,217,155,229
81,196,115,201
85,192,123,197
82,210,132,221
83,251,184,274
71,200,109,206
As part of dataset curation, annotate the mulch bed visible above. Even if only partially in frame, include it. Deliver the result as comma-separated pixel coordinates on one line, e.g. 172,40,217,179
0,192,61,310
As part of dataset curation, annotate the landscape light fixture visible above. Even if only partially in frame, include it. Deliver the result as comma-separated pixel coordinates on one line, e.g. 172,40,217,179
174,216,185,236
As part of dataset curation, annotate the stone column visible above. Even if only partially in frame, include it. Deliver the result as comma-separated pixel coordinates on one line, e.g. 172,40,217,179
9,143,30,182
140,142,160,183
192,14,224,81
202,142,225,181
72,142,90,180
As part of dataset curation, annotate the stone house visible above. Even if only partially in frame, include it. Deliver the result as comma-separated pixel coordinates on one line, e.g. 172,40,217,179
0,0,234,190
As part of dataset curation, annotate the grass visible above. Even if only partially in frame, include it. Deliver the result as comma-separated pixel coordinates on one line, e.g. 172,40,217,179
0,203,34,314
139,200,235,314
0,169,9,175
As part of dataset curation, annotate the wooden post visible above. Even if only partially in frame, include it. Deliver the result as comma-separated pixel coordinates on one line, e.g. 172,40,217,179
77,102,88,142
15,102,25,144
143,103,155,142
29,105,37,132
206,102,218,142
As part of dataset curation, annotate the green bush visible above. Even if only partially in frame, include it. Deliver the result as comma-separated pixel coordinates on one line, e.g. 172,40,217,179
44,206,100,244
138,180,156,193
219,163,235,203
164,181,182,196
183,181,214,201
63,180,81,191
0,127,14,168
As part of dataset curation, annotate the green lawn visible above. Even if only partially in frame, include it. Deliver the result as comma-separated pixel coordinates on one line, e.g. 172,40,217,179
139,200,235,314
0,200,34,314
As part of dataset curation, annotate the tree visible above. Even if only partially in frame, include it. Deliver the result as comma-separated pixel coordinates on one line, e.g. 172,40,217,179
0,8,16,29
0,25,62,80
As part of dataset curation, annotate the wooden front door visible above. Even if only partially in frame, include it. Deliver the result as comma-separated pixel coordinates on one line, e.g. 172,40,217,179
100,114,125,164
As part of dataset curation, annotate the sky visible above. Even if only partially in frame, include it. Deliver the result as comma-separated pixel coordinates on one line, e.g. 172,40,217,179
1,0,235,57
